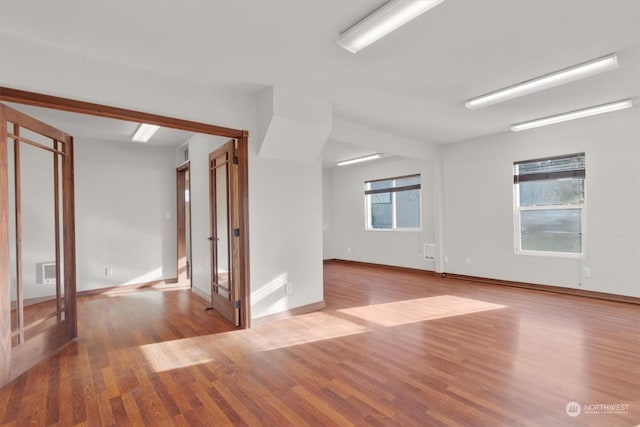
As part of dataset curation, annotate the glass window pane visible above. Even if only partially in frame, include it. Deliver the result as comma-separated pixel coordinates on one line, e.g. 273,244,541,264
519,179,584,206
215,157,230,296
370,195,392,229
520,209,582,253
396,189,420,228
370,193,391,204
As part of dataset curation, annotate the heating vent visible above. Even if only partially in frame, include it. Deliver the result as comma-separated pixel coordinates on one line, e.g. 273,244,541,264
37,262,56,285
423,244,435,261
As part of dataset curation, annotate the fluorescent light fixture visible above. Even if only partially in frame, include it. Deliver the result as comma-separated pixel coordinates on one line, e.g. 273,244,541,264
132,123,160,142
337,0,445,53
337,153,383,166
511,99,633,132
466,53,619,110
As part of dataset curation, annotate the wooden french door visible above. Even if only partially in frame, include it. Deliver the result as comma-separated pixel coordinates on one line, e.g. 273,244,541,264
208,140,240,326
0,104,76,388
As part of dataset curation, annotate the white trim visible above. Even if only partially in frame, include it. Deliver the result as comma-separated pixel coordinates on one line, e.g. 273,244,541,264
516,249,584,259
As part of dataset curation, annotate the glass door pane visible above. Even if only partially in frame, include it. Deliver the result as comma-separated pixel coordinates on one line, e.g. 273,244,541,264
214,155,230,299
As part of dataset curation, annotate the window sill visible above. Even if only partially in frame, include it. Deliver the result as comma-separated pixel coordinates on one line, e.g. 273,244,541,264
365,228,422,233
515,249,584,259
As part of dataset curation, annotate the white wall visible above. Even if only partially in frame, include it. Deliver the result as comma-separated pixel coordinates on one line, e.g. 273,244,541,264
325,156,437,271
75,139,177,291
322,168,333,260
250,153,324,319
8,136,178,299
324,109,640,298
7,137,58,300
441,108,640,297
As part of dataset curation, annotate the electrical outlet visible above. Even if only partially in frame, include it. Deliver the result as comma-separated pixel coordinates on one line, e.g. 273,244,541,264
582,267,591,277
286,282,293,294
105,267,113,277
465,257,472,265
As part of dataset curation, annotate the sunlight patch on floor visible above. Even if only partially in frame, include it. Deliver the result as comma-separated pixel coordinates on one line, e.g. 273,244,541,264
338,295,506,327
256,311,370,351
140,296,506,371
139,337,215,372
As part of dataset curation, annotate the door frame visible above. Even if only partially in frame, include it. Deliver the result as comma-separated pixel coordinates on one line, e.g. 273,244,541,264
176,162,192,285
0,86,252,329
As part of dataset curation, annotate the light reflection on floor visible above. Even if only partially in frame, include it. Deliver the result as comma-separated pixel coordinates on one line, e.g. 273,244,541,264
140,295,505,372
338,295,506,327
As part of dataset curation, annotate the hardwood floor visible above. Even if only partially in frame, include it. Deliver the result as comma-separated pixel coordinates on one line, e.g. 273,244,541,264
1,261,639,426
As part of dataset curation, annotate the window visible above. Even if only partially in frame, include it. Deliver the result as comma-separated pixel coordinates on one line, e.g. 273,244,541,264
514,153,585,255
365,174,421,230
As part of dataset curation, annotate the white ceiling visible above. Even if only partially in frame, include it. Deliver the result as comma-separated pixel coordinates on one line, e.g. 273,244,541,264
1,1,638,157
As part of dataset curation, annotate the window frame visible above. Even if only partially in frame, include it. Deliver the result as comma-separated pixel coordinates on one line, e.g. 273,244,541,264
364,174,422,232
513,154,586,258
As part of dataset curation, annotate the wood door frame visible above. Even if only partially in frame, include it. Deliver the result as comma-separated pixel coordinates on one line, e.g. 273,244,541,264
0,109,9,385
0,87,251,329
176,162,192,285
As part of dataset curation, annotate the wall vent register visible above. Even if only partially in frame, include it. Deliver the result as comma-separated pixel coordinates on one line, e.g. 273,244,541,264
37,262,57,285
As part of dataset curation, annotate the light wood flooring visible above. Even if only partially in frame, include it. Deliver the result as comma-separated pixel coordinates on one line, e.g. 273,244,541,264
1,261,639,426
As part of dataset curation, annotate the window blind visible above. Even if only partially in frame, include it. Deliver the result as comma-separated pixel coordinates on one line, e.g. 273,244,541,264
513,153,585,184
364,174,421,195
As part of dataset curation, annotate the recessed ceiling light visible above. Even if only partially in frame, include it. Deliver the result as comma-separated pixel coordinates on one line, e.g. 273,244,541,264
337,153,383,166
337,0,445,54
132,123,160,143
510,99,633,132
466,53,619,110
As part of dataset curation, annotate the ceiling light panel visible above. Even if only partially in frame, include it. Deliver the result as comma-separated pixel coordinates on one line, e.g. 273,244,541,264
337,153,383,166
338,0,445,54
510,99,633,132
466,54,619,110
132,123,160,143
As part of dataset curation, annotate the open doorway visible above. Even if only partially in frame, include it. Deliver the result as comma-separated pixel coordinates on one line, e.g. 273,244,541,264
0,87,251,330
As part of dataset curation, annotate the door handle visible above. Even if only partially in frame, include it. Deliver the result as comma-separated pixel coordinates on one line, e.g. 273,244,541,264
208,236,219,241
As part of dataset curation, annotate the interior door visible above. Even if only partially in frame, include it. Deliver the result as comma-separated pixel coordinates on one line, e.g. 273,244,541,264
208,140,240,326
0,104,77,388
